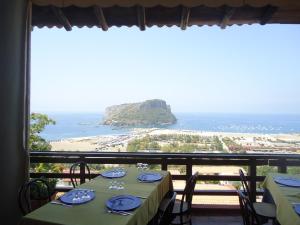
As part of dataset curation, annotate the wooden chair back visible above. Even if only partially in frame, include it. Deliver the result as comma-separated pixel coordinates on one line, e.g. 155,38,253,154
70,161,91,188
180,171,199,213
18,178,52,215
237,190,262,225
239,169,251,196
158,191,177,225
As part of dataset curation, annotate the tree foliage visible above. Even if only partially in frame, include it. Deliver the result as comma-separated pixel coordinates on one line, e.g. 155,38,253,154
29,113,63,175
29,113,55,151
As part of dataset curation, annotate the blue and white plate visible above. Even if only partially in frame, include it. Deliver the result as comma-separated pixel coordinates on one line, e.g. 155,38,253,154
60,189,95,205
101,170,126,178
274,177,300,187
137,172,163,182
293,203,300,215
106,195,141,211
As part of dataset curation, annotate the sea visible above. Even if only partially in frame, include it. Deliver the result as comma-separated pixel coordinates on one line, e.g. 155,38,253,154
39,112,300,141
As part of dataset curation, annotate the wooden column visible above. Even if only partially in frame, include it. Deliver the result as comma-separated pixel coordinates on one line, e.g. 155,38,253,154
248,159,257,202
0,0,30,224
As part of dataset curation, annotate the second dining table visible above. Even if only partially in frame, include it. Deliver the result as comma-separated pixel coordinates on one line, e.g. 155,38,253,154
19,167,173,225
262,173,300,225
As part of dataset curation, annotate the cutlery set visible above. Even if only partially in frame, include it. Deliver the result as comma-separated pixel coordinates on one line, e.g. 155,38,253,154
51,200,134,215
50,200,73,207
107,210,133,216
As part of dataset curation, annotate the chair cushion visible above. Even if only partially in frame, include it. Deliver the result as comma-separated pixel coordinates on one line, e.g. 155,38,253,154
253,202,276,219
172,201,188,214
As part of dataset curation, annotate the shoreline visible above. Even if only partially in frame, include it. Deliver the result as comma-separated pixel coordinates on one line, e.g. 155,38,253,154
49,127,300,140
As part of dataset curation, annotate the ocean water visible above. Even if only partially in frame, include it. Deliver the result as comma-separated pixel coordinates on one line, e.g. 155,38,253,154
39,112,300,141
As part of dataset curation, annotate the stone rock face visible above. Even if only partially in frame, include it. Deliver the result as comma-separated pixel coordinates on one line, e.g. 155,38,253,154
103,99,177,126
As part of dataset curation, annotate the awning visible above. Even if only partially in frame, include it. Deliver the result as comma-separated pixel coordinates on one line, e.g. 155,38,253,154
31,0,300,7
31,0,300,30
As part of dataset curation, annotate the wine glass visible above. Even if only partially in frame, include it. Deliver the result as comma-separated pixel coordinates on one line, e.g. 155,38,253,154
81,190,90,200
137,163,143,171
72,192,81,202
111,168,118,178
109,180,117,190
141,163,148,171
116,167,123,176
117,181,124,190
119,167,125,175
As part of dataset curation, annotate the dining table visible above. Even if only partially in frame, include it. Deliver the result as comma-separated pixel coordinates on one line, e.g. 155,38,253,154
262,173,300,225
19,167,173,225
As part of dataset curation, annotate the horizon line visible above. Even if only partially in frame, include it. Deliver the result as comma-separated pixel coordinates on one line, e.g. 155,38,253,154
30,110,300,116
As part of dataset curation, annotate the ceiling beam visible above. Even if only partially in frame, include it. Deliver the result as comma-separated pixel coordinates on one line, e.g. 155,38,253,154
180,7,190,30
50,6,72,31
137,6,146,31
93,6,108,31
260,5,278,25
220,7,236,29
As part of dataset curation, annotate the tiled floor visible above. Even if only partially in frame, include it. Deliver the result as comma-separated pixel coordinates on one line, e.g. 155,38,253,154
192,216,273,225
192,216,243,225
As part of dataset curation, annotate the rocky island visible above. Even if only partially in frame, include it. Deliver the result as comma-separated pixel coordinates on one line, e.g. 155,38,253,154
103,99,177,126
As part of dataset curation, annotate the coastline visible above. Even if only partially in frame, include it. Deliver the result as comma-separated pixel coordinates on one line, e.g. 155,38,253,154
50,128,300,152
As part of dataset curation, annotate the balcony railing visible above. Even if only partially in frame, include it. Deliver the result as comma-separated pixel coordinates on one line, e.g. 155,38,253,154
30,151,300,208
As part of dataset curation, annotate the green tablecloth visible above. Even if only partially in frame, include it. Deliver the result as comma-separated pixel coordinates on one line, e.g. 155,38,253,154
262,173,300,225
19,168,172,225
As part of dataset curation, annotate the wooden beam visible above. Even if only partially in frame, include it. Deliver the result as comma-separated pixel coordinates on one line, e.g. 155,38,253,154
93,6,108,31
220,7,236,29
51,6,72,31
180,7,190,30
260,5,277,25
137,6,146,31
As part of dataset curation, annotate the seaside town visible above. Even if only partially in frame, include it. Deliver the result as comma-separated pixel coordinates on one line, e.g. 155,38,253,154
50,128,300,154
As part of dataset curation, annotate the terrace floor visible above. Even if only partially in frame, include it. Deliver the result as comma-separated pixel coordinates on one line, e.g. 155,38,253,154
192,215,274,225
192,216,242,225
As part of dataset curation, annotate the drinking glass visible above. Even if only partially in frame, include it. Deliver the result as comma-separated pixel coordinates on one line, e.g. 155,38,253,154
141,163,148,171
116,167,123,176
81,190,90,200
111,169,117,178
117,181,124,190
119,167,125,175
72,192,81,202
109,180,117,190
137,163,143,171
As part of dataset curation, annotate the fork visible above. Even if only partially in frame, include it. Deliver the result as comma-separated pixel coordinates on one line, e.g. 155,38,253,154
135,195,147,199
50,200,73,207
107,210,132,215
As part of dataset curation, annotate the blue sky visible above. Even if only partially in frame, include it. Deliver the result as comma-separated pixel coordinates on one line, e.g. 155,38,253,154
31,24,300,114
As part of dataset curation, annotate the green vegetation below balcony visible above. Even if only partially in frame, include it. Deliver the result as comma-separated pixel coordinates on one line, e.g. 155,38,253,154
126,134,224,153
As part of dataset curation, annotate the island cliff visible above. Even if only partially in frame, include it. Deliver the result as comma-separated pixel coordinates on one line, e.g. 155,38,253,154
103,99,177,126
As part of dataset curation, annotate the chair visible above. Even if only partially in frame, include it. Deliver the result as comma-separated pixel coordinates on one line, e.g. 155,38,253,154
18,178,52,215
70,161,91,188
156,191,177,225
239,169,277,224
170,172,199,225
238,190,264,225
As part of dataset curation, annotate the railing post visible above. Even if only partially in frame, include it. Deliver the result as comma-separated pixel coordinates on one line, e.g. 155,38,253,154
249,158,257,202
161,157,167,171
277,158,287,173
80,157,85,184
186,157,192,182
